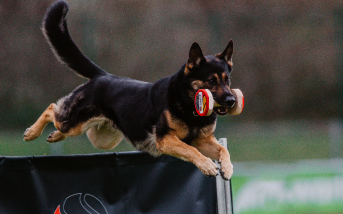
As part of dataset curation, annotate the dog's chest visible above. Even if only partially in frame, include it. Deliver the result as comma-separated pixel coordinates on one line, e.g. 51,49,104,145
165,111,216,142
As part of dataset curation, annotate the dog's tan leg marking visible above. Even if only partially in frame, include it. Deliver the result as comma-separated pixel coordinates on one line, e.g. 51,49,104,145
47,130,67,143
192,135,233,180
24,103,57,141
156,132,219,177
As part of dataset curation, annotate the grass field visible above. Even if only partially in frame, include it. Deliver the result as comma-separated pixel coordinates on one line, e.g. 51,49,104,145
0,119,335,161
0,125,135,156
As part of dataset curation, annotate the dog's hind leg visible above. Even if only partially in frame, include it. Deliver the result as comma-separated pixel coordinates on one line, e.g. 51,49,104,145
24,103,57,141
47,130,67,143
46,121,88,143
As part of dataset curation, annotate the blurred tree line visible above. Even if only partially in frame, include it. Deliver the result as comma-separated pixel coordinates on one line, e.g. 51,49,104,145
1,0,343,130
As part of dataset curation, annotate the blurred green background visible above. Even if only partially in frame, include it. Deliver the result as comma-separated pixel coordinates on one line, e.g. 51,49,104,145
1,0,342,160
2,1,343,213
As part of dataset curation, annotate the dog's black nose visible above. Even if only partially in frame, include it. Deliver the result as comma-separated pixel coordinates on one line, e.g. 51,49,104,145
225,96,236,107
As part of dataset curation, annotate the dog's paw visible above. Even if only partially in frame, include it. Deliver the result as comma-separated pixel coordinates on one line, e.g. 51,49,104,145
47,131,66,143
196,157,219,177
23,127,41,141
218,160,233,180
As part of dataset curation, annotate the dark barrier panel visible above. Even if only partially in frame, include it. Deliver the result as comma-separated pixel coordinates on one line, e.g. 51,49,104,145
0,152,217,214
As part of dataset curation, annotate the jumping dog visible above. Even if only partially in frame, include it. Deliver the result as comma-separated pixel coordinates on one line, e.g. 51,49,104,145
24,0,235,180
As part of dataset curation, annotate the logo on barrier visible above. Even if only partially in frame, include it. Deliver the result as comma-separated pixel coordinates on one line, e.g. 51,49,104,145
54,193,108,214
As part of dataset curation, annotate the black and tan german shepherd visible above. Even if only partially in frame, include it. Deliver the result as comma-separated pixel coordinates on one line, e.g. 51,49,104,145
24,0,235,180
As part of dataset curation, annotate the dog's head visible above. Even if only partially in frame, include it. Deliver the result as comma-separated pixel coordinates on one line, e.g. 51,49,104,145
184,41,235,116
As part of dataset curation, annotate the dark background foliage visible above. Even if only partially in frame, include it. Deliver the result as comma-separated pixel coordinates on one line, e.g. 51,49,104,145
1,0,343,130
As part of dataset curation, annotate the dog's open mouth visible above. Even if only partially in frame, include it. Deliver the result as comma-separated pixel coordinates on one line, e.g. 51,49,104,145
213,107,228,116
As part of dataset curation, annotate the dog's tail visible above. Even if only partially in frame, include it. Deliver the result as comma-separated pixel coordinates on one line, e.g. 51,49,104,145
42,0,107,79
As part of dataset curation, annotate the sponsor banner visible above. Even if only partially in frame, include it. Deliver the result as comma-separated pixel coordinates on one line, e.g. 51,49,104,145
0,152,217,214
232,159,343,214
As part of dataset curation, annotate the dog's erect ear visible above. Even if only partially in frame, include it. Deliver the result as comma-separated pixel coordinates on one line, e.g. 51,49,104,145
185,42,205,73
216,40,233,66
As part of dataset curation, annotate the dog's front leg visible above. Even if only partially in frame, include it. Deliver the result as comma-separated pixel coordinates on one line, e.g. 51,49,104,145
192,135,233,180
156,133,219,177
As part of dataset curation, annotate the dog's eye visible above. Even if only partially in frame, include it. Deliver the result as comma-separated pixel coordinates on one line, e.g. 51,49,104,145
208,78,217,85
